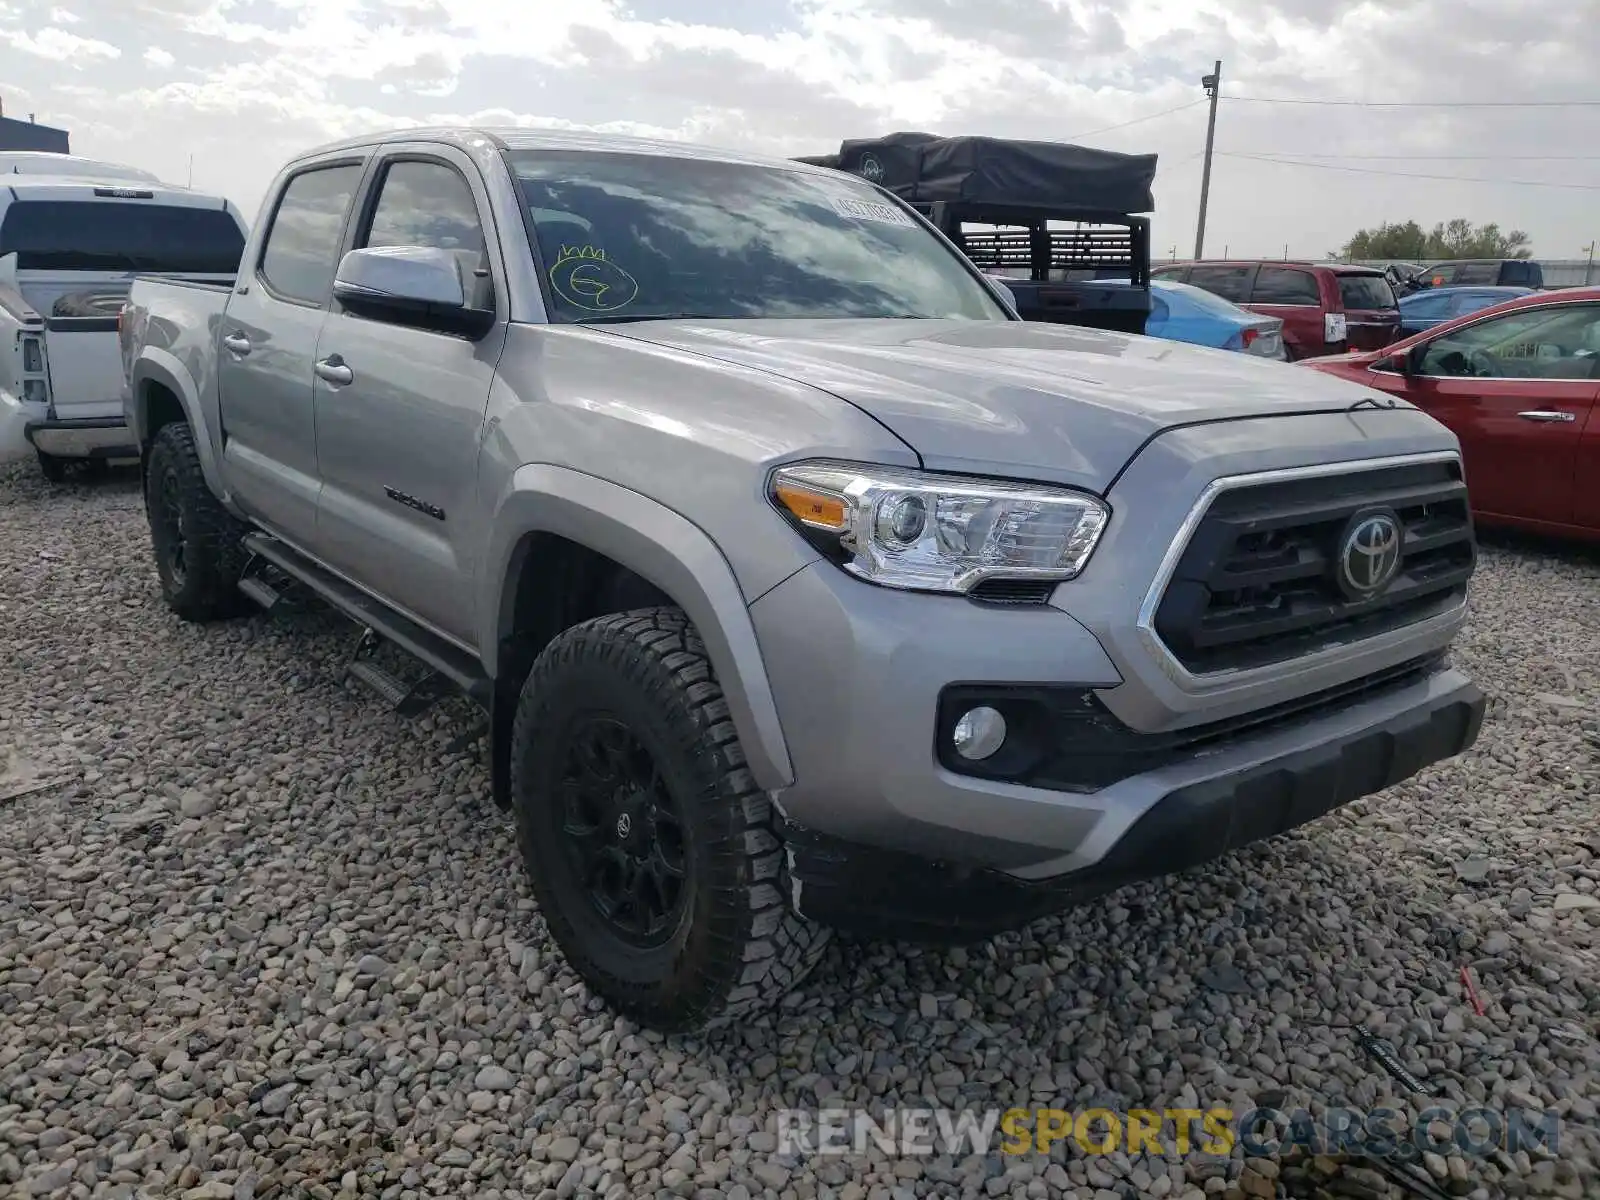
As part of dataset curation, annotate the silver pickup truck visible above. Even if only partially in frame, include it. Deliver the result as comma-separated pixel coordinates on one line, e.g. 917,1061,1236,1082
120,127,1485,1032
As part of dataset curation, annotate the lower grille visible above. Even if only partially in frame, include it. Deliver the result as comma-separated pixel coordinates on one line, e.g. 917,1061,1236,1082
1151,458,1475,674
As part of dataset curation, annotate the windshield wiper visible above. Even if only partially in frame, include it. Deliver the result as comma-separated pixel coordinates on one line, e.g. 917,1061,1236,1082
572,313,731,325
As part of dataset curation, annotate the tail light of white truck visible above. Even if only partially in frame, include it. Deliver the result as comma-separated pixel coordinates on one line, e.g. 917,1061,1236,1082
16,331,50,407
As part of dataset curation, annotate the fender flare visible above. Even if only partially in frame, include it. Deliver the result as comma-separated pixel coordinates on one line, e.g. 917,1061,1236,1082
129,349,228,499
481,464,796,790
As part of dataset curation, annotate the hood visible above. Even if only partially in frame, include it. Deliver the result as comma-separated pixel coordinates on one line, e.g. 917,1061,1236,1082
603,318,1413,492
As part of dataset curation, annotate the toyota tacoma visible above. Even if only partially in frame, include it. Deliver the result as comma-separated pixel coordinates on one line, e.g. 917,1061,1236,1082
119,127,1485,1032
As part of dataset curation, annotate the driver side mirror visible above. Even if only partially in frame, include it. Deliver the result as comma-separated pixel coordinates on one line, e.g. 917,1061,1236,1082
1379,345,1424,374
333,245,496,339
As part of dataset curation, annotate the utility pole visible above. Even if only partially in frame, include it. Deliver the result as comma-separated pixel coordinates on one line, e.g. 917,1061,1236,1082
1193,59,1222,261
1585,242,1595,286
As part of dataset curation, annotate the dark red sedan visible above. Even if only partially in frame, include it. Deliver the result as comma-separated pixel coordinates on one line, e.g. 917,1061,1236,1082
1303,287,1600,541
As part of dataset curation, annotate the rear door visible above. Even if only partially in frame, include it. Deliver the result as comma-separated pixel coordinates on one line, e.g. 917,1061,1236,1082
217,158,366,543
1336,272,1401,351
1245,265,1323,359
0,188,245,422
1397,300,1600,526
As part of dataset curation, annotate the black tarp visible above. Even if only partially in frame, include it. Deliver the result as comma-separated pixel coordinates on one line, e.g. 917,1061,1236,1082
798,132,1156,215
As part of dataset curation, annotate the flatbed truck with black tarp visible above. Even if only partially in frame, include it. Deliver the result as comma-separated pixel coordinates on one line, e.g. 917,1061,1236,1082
795,132,1155,334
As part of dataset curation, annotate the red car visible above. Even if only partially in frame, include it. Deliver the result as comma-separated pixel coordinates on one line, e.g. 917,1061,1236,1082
1303,287,1600,541
1151,260,1401,360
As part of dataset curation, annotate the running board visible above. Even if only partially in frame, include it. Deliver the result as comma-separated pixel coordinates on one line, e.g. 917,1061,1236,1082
240,532,492,709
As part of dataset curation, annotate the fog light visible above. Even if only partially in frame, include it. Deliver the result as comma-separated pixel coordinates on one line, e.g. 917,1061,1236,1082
952,706,1006,760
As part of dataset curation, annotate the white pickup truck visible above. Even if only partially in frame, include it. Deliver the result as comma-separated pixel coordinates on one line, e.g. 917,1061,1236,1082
0,152,247,480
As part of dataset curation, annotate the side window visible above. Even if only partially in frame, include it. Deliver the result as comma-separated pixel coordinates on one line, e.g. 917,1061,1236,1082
1251,267,1320,305
259,164,363,305
1418,304,1600,380
1423,264,1457,288
1151,265,1186,282
363,160,487,259
1448,292,1501,317
1404,293,1451,319
360,159,492,309
1453,262,1499,285
1186,264,1254,303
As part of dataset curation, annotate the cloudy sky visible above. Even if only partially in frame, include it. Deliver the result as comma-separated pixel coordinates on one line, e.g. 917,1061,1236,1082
3,0,1597,260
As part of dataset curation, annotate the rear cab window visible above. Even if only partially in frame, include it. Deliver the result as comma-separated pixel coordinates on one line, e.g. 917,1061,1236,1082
1336,273,1396,311
1250,267,1321,306
258,163,365,305
0,196,244,277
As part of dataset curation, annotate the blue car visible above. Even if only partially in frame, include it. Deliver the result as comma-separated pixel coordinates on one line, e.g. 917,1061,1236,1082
1397,285,1534,336
1113,278,1287,358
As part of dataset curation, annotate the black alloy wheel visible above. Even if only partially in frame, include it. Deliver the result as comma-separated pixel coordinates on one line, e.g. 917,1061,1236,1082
558,716,688,946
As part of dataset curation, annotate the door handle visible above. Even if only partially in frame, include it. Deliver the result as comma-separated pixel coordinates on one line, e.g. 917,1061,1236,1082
314,355,354,387
221,332,251,355
1516,410,1576,423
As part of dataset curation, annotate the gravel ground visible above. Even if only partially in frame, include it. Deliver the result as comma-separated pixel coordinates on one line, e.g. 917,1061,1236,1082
0,459,1596,1200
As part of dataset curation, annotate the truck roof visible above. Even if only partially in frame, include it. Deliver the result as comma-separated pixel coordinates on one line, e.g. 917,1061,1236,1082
288,126,840,178
4,175,239,210
0,151,162,184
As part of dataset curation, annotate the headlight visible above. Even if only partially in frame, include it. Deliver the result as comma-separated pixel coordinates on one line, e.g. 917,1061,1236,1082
769,460,1109,594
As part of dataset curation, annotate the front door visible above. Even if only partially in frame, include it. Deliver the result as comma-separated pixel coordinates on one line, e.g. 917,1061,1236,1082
218,160,366,543
1371,301,1600,527
311,148,509,647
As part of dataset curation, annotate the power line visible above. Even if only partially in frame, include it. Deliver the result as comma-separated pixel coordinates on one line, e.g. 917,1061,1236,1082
1224,151,1600,162
1067,99,1205,140
1223,94,1600,109
1217,151,1600,191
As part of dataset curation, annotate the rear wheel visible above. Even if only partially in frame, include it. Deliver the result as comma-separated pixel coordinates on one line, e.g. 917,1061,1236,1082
36,449,66,483
145,423,249,622
510,607,831,1032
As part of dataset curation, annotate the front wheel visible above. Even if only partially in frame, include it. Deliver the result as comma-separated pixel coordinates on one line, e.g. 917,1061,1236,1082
510,607,831,1032
145,423,249,622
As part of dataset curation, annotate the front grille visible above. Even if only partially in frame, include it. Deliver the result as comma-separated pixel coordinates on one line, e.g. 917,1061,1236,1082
1152,459,1475,674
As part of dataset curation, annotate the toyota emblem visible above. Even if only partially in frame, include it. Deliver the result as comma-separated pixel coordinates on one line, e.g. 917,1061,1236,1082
1337,511,1403,597
615,813,632,838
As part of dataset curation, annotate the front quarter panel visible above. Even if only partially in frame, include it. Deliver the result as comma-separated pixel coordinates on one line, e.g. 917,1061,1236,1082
473,322,921,790
475,322,919,604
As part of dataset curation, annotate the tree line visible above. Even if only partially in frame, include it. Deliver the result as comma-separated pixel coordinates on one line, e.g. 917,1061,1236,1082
1333,218,1533,262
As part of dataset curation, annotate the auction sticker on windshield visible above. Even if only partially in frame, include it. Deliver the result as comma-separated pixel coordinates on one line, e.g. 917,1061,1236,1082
829,195,915,227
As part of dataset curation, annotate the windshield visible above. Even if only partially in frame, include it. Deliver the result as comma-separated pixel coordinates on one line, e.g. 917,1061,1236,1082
505,150,1010,323
0,199,244,273
1338,274,1397,311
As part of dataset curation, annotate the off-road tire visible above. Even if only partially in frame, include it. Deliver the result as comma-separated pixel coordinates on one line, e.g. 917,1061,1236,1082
511,606,831,1032
36,449,66,483
145,422,249,622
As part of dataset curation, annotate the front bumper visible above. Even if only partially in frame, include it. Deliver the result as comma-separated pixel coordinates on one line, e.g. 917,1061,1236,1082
26,417,138,460
780,667,1481,941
